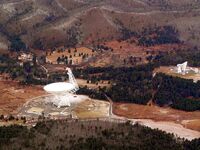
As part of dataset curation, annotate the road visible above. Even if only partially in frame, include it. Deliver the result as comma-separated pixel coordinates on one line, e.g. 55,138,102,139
16,92,200,140
104,94,200,140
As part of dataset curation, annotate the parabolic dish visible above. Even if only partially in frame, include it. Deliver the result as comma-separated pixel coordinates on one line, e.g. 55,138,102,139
44,82,75,94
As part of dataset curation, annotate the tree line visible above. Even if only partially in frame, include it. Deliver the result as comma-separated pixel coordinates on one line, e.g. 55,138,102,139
153,73,200,111
74,63,200,111
0,119,199,149
116,21,181,47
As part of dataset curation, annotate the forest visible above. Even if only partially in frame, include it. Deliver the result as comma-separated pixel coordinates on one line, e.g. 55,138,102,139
153,47,200,67
74,63,200,111
137,26,180,46
118,24,180,46
153,73,200,111
1,46,200,111
9,36,27,52
0,119,199,150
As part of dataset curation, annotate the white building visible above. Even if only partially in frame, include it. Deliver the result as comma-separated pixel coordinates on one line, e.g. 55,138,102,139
18,52,33,61
18,52,34,66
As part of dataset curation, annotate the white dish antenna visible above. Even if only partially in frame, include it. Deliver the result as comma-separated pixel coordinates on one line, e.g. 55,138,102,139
44,82,75,94
43,67,79,107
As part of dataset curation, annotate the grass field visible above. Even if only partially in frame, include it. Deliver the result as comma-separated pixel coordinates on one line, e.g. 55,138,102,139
0,76,45,115
154,66,200,82
74,99,109,119
182,119,200,131
46,47,97,65
113,103,200,131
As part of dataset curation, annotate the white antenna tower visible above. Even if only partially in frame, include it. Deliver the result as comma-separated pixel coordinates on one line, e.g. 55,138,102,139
66,68,79,93
43,67,80,108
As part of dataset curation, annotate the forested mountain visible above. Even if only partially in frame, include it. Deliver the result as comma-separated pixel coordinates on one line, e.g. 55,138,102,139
1,0,200,50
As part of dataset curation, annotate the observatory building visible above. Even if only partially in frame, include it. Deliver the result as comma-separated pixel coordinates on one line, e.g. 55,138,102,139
44,67,79,108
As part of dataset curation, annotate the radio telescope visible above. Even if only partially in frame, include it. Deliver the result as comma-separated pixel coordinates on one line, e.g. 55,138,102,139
177,61,188,75
44,68,80,108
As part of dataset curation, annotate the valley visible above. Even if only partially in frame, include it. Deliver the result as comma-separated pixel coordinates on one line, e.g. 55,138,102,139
0,75,199,140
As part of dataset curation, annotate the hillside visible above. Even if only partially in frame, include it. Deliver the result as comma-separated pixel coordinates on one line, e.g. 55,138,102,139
0,119,199,150
1,0,200,50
